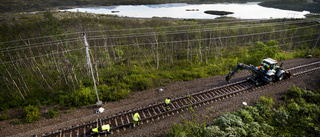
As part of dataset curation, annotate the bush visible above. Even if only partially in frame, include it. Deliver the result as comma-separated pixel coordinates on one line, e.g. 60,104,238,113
214,113,244,129
204,126,225,137
167,123,191,137
59,87,96,107
11,119,21,124
102,89,130,101
46,108,59,118
288,85,304,98
0,114,10,120
237,109,254,123
23,105,41,123
243,106,263,123
260,96,274,107
135,78,153,91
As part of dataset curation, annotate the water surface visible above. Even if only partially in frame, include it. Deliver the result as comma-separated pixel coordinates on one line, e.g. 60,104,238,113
64,2,310,19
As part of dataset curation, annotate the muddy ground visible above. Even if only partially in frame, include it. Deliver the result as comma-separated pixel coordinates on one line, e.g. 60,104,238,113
1,57,320,137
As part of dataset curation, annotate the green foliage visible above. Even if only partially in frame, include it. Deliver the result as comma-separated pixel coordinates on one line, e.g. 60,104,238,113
259,96,274,107
46,108,59,118
214,113,244,129
23,105,41,123
167,123,191,137
0,114,10,120
135,78,154,91
288,85,304,98
237,109,254,123
59,87,96,107
168,87,320,137
247,40,279,65
243,105,263,123
204,126,225,137
11,119,22,124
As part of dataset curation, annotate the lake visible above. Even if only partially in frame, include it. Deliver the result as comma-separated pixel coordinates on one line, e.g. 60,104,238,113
64,2,310,19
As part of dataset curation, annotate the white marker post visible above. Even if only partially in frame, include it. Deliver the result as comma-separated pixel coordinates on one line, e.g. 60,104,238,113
83,33,102,107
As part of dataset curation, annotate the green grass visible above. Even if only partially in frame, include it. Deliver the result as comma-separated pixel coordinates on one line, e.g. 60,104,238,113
168,86,320,136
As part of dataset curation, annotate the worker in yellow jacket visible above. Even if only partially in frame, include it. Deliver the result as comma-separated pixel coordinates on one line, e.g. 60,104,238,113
90,124,111,134
133,112,140,128
164,97,171,111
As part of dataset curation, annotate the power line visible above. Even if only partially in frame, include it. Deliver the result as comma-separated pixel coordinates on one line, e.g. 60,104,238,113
0,39,83,53
84,20,316,41
1,23,318,64
0,20,244,44
0,36,316,66
0,19,300,51
226,39,316,56
2,23,317,62
0,19,313,45
2,37,82,50
2,19,315,52
83,19,311,34
90,24,320,48
0,48,85,65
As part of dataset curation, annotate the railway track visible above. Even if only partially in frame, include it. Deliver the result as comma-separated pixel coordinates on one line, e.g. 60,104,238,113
40,61,320,137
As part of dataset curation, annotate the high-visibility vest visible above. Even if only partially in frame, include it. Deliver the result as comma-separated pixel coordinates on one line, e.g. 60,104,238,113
133,113,140,121
102,124,110,132
92,127,99,133
165,98,171,104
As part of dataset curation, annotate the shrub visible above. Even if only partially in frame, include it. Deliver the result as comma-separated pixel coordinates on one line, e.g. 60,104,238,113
214,113,244,129
243,106,263,123
102,89,129,101
288,85,304,98
23,105,41,123
0,114,10,120
11,119,21,124
135,78,153,91
260,96,274,107
59,87,96,107
238,109,254,123
46,108,59,118
204,126,225,137
167,123,191,137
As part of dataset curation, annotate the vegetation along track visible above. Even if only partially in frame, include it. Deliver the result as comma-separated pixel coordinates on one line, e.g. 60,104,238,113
40,60,320,137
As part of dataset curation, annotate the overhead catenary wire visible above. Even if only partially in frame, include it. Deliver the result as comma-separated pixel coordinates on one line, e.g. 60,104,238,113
0,19,261,44
1,24,318,62
86,19,316,40
0,39,84,53
1,37,82,51
2,22,318,53
2,19,311,52
0,19,314,45
1,33,316,65
79,19,313,34
0,48,85,65
90,24,320,48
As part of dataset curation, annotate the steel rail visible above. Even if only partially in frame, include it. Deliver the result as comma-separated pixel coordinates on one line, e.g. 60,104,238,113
40,60,320,137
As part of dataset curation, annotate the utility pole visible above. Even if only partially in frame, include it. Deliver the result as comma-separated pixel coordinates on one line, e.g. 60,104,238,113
309,32,320,57
83,33,102,107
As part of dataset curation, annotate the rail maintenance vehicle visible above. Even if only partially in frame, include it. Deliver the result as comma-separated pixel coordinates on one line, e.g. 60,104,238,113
226,58,291,85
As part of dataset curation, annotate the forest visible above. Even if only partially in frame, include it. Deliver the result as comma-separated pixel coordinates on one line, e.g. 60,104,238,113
0,11,319,112
167,86,320,136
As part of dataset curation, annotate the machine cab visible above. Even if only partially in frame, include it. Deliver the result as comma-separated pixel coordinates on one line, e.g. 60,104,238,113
260,58,278,71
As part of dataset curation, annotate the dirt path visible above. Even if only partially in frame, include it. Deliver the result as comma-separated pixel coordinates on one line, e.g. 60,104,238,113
1,57,320,137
